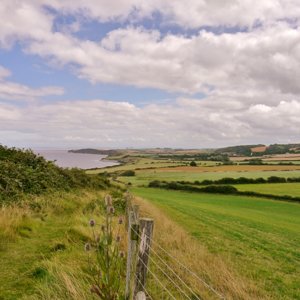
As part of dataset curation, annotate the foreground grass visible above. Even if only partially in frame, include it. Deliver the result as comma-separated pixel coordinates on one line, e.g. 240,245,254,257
133,188,300,299
235,183,300,197
0,190,123,300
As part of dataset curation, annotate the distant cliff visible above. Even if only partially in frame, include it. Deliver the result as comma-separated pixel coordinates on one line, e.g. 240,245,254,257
68,148,121,156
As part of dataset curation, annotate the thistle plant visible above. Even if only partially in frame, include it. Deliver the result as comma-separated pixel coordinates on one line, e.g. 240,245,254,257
85,194,125,300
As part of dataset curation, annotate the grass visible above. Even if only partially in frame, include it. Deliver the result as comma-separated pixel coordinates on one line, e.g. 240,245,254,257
133,187,300,299
133,196,259,300
87,157,221,174
235,183,300,197
87,157,187,174
119,169,300,187
0,190,126,299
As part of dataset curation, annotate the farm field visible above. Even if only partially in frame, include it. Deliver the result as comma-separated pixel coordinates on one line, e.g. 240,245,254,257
133,187,300,299
120,169,300,186
235,183,300,197
87,157,186,173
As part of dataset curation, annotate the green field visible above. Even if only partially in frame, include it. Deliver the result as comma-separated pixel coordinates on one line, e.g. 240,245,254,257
133,187,300,299
87,157,186,173
236,183,300,197
120,169,300,186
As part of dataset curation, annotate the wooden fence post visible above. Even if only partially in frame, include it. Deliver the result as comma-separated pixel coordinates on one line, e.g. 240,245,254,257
134,218,154,298
125,209,140,299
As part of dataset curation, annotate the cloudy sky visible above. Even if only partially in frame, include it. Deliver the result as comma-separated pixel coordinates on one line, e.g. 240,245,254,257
0,0,300,149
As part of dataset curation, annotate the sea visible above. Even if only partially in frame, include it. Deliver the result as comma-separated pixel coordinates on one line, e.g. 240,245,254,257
34,150,119,169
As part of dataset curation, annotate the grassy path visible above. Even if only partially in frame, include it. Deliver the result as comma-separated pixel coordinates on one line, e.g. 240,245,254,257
133,188,300,299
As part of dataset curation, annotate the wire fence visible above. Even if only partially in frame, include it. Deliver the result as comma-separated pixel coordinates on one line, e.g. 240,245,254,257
126,195,225,300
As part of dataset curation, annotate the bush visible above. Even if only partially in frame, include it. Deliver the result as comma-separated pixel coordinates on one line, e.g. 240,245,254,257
199,185,238,194
0,145,110,204
148,180,161,188
267,176,286,183
287,177,300,183
119,170,135,176
190,161,197,167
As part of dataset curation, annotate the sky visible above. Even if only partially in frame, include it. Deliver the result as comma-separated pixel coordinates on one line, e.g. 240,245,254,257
0,0,300,149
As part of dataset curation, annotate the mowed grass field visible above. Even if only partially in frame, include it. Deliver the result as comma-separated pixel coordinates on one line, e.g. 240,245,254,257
120,168,300,186
133,188,300,299
236,183,300,197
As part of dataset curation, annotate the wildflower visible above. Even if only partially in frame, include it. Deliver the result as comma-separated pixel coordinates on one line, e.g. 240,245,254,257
89,219,95,227
118,217,123,225
119,251,125,258
84,243,91,251
107,206,115,214
104,195,113,206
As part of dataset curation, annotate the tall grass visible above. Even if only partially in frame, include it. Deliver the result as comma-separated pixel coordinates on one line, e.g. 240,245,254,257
0,190,126,299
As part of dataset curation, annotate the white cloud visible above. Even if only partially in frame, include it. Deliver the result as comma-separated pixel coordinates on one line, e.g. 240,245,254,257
1,96,299,148
0,65,64,101
0,1,300,147
21,24,300,98
41,0,300,28
1,1,300,96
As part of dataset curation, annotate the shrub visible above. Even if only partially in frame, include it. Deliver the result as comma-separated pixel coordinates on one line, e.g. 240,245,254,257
119,170,135,176
287,177,300,183
148,180,162,188
267,176,286,183
199,185,238,194
190,161,197,167
0,145,110,204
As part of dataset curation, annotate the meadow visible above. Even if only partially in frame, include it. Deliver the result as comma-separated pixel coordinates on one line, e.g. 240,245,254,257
3,146,300,299
133,187,300,299
236,183,300,197
0,146,127,299
0,191,100,299
120,168,300,187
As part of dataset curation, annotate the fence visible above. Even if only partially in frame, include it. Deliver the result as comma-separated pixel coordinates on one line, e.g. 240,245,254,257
124,192,225,300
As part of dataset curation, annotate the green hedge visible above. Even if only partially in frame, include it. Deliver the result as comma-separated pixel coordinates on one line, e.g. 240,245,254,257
0,145,110,204
119,170,135,176
148,180,300,203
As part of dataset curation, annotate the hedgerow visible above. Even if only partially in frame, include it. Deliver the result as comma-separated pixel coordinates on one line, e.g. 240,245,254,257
0,145,110,203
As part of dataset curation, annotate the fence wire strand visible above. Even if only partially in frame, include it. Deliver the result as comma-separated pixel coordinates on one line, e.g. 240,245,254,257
131,225,225,300
138,256,177,300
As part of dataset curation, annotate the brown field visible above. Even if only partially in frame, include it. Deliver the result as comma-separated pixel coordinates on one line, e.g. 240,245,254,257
251,146,267,153
231,153,300,162
158,164,300,173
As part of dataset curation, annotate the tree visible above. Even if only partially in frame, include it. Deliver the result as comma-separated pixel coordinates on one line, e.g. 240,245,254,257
190,161,197,167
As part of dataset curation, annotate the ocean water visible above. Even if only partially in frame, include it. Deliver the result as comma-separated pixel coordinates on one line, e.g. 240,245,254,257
34,150,119,169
